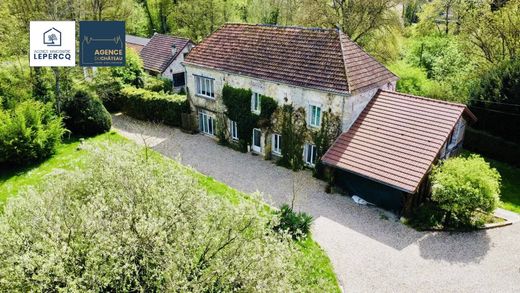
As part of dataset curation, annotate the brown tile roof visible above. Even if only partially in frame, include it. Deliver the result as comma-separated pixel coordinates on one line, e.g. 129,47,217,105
322,90,476,193
184,23,397,94
140,33,192,73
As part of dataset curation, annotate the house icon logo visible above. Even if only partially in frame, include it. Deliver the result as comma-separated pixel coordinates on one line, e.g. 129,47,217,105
43,28,61,46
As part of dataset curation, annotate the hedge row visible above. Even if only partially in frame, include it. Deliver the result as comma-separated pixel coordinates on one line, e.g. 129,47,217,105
117,87,188,127
464,127,520,166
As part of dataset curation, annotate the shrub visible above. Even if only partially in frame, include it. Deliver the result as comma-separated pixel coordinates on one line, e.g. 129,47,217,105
0,142,303,291
119,86,188,126
63,90,112,137
0,100,65,166
274,204,313,239
93,70,124,112
144,75,173,93
430,155,501,228
110,47,144,87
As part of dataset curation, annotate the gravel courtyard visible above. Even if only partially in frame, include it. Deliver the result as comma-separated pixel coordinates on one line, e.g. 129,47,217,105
113,115,520,293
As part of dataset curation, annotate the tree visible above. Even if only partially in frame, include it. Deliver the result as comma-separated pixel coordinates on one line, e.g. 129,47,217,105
0,141,304,291
460,0,520,65
430,155,501,227
295,0,402,61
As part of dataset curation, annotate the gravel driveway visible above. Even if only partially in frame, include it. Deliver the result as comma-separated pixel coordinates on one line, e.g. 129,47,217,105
113,115,520,293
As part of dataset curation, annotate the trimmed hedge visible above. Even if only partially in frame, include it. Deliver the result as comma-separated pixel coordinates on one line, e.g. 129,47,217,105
119,87,188,126
464,127,520,167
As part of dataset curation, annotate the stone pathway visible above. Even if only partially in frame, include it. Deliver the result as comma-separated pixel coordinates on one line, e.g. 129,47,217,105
113,114,520,293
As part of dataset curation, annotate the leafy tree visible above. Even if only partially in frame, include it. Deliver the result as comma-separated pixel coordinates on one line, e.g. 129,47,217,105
0,141,306,291
460,0,520,65
430,155,501,227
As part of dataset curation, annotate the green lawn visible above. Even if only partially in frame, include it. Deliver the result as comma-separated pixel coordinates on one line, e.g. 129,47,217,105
462,150,520,214
0,132,340,292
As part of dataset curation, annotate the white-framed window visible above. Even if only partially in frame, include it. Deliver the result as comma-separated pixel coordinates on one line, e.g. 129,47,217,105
229,119,238,140
309,104,322,127
304,143,317,166
251,92,261,114
195,75,215,99
272,133,282,155
199,110,216,136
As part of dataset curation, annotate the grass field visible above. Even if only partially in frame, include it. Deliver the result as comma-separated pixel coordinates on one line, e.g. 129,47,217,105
0,131,340,292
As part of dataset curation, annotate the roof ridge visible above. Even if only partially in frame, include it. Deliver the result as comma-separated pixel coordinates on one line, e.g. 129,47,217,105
337,31,351,93
378,89,466,108
151,33,191,42
223,22,338,32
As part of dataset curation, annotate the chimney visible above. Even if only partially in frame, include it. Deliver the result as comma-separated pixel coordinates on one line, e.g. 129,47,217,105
171,44,177,56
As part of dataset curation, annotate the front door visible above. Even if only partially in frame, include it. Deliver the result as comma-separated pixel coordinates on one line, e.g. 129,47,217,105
252,128,262,153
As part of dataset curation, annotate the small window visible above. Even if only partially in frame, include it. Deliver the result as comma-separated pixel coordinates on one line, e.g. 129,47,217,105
229,119,238,140
251,92,261,114
309,104,322,127
304,143,317,166
272,133,282,155
199,110,216,136
195,75,215,99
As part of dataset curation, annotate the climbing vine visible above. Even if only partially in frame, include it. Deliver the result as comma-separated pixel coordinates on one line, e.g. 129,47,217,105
222,84,277,152
311,110,341,178
272,104,307,170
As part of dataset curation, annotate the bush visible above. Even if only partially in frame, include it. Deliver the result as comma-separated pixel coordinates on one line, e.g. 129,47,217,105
119,86,188,126
430,155,501,228
0,101,65,166
93,70,124,112
274,204,313,239
0,142,304,291
110,48,144,87
144,75,173,93
63,90,112,137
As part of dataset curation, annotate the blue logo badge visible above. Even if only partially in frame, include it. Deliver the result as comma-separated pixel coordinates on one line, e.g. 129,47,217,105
79,21,125,66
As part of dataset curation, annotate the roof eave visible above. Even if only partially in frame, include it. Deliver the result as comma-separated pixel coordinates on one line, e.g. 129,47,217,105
183,61,351,96
321,159,416,194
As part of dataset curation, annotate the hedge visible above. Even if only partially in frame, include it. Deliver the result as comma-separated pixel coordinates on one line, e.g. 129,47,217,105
464,127,520,166
119,87,188,127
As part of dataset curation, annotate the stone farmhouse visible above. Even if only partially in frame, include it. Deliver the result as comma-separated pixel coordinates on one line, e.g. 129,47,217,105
182,23,475,213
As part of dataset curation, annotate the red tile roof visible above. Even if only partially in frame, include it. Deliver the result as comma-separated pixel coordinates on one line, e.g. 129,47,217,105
184,23,397,94
140,34,192,73
322,90,476,193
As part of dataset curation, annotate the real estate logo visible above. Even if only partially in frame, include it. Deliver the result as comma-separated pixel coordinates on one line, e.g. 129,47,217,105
80,21,125,67
30,21,75,67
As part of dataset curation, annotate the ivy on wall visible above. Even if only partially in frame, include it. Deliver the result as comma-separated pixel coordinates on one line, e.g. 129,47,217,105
222,84,277,152
311,110,341,178
273,104,307,170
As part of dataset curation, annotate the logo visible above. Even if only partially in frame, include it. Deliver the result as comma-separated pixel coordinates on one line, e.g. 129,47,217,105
79,21,125,67
30,21,75,67
43,28,61,46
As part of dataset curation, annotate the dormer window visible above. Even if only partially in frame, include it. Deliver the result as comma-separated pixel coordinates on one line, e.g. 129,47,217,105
251,92,261,114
